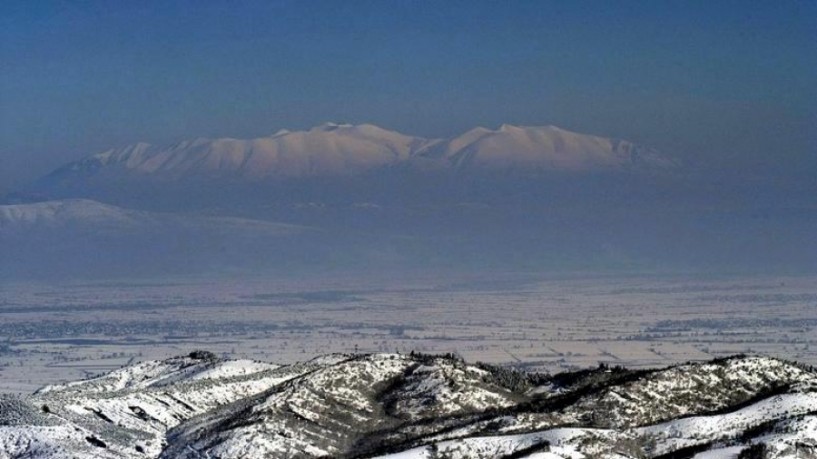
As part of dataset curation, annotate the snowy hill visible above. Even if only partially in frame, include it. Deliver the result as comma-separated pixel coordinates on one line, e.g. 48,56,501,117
0,198,145,232
1,353,814,458
0,199,313,278
0,199,302,234
35,123,674,187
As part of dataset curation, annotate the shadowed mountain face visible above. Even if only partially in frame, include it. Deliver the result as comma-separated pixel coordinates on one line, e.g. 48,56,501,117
1,352,815,458
4,124,815,279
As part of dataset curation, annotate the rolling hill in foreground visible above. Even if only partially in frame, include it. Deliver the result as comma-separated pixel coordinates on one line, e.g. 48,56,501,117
1,352,814,458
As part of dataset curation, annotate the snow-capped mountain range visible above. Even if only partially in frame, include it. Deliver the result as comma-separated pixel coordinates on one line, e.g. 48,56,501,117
1,352,814,458
40,123,675,183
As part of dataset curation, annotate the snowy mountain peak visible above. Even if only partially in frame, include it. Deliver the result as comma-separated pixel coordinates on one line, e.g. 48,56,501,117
313,121,354,131
498,123,522,132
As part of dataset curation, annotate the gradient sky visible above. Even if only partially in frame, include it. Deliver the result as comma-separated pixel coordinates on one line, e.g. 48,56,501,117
1,0,815,189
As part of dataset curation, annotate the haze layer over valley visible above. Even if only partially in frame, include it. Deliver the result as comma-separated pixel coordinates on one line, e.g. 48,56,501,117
4,123,814,278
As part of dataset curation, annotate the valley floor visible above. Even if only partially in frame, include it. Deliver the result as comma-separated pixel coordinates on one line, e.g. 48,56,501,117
0,273,815,393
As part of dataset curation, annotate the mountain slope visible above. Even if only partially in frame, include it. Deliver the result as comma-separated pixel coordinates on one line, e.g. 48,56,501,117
1,353,814,459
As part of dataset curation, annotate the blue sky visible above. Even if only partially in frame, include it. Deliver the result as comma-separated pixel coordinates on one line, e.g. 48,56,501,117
1,0,815,188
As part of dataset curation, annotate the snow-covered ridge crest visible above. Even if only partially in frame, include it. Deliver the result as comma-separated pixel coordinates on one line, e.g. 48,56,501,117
1,352,814,458
43,123,676,182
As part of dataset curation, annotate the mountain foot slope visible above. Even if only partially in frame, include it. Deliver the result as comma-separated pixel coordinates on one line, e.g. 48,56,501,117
0,352,814,458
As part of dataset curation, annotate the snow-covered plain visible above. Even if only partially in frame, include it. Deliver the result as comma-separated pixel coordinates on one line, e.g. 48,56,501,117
1,274,815,395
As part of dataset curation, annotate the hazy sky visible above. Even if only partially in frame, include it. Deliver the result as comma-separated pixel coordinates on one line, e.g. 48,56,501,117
1,0,815,189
